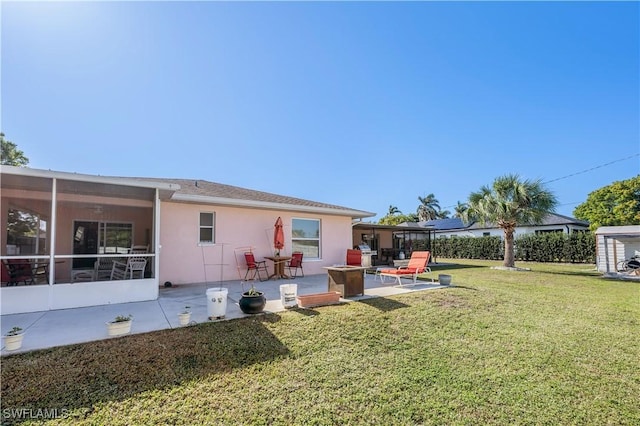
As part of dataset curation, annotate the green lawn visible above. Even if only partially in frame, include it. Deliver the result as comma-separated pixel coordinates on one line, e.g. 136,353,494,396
2,260,638,425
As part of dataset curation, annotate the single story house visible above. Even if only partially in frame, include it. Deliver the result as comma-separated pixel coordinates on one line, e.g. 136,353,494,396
1,165,374,314
416,213,590,238
594,225,640,274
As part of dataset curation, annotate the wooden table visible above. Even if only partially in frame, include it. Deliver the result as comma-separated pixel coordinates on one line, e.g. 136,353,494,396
324,265,367,297
264,256,292,280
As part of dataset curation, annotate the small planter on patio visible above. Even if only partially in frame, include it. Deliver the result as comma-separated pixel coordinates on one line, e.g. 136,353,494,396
178,306,191,326
297,292,341,308
3,327,24,351
107,315,133,337
239,289,266,314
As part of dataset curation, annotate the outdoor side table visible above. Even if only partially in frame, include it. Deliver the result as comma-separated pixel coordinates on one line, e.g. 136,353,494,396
323,265,367,297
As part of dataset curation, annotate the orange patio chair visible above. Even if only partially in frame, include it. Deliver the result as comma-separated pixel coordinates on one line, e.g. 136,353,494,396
379,251,431,286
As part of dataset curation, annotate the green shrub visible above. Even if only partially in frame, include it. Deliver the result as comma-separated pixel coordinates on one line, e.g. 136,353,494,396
431,232,595,263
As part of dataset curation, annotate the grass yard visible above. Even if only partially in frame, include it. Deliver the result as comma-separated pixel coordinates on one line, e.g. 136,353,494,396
1,260,638,425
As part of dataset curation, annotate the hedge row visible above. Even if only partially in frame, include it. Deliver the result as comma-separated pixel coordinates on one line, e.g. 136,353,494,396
427,232,595,264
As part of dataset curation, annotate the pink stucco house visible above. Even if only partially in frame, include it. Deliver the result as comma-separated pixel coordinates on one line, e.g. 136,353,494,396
0,165,374,314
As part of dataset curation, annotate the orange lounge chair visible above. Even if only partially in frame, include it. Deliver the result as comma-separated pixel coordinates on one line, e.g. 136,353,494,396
379,251,431,286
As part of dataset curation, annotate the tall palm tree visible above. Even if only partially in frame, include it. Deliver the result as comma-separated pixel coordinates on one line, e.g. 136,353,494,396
436,209,451,219
417,194,440,221
453,201,468,218
387,205,401,216
464,174,558,268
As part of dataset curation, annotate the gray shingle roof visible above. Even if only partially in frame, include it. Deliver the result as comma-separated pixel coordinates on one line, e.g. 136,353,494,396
133,177,374,217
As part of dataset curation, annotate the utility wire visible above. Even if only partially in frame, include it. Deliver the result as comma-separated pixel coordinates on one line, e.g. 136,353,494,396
439,153,639,210
543,153,639,184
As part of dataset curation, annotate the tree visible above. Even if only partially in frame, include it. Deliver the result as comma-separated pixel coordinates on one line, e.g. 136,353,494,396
464,174,558,268
436,209,451,219
378,213,419,226
417,194,441,221
573,175,640,230
1,133,29,166
454,201,468,218
387,205,402,216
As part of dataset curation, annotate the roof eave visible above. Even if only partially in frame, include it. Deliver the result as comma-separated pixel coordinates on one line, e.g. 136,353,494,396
1,165,180,194
170,193,375,219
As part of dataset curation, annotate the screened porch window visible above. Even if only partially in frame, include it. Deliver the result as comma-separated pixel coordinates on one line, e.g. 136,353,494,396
6,208,48,255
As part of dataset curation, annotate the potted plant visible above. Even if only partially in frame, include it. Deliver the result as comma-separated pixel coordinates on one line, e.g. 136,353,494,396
178,306,191,326
239,284,266,314
107,314,133,336
3,326,24,351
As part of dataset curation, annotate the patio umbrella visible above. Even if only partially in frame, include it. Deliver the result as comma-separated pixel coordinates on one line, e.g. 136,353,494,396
274,217,285,254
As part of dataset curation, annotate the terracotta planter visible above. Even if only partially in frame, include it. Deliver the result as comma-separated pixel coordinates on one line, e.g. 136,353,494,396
107,320,132,336
297,292,341,308
3,333,24,351
239,292,266,314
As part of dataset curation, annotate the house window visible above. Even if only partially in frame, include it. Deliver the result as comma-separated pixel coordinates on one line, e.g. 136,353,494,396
199,212,215,244
483,232,491,237
292,218,320,259
72,221,133,268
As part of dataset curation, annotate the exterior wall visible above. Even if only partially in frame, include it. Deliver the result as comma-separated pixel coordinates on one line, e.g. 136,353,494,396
159,201,354,285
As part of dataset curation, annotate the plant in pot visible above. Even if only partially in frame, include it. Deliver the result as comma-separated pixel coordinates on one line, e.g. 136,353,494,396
3,326,24,351
178,306,191,326
107,314,133,336
239,283,266,314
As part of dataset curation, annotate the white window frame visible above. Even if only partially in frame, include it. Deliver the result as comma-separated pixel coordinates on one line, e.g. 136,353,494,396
291,218,321,259
199,212,216,245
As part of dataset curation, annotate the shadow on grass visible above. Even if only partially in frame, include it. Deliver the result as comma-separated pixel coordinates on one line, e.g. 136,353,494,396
533,269,601,278
356,297,409,312
289,307,320,316
0,313,290,423
428,263,486,271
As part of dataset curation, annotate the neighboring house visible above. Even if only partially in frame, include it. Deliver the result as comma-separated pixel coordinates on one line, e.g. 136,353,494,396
417,213,590,238
0,165,373,314
595,225,640,274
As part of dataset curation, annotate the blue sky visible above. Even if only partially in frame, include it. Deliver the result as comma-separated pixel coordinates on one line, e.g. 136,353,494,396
2,1,638,221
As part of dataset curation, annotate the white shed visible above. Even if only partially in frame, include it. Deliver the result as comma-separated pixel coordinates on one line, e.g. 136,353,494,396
595,225,640,273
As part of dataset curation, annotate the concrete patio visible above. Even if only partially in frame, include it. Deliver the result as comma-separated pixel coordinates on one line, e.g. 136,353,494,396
1,272,447,355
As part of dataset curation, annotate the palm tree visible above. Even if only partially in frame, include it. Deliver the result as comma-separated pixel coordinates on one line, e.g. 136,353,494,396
387,205,401,216
453,201,468,218
417,194,440,222
436,209,451,219
464,174,558,268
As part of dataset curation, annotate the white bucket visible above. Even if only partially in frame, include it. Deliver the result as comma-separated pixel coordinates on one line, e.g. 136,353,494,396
206,288,228,319
280,283,298,308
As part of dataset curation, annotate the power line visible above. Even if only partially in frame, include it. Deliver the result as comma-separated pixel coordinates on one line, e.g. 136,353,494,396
438,153,639,210
543,153,639,184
